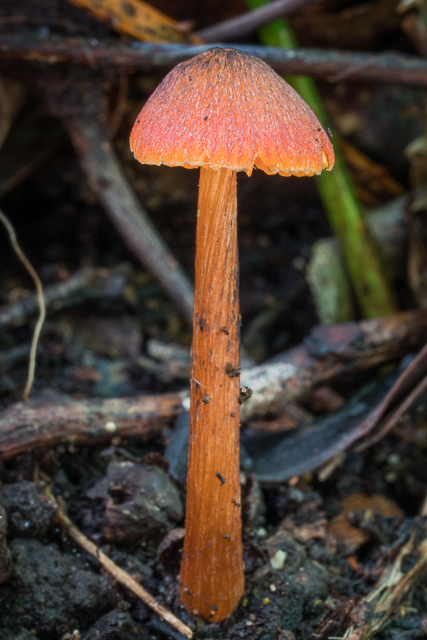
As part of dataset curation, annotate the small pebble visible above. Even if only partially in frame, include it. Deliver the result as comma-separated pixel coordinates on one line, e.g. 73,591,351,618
270,549,287,570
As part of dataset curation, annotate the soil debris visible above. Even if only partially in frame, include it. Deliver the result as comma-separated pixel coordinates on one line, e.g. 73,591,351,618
0,538,112,637
85,460,183,545
2,480,58,537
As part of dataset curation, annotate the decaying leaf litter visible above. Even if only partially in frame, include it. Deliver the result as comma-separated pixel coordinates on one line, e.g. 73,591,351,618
1,0,427,638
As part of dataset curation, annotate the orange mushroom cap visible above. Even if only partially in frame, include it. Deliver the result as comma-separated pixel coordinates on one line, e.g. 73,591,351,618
130,47,335,177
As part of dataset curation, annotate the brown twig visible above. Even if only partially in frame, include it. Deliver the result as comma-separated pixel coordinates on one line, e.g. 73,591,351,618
196,0,320,42
1,310,426,461
2,37,427,89
33,70,194,323
0,264,128,331
240,309,427,419
65,114,194,323
0,76,26,148
0,390,186,460
51,494,193,638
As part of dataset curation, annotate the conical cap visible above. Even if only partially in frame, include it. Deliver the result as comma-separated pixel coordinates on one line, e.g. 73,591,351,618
130,47,335,177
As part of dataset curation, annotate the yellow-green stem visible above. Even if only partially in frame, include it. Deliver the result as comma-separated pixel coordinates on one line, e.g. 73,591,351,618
246,0,396,318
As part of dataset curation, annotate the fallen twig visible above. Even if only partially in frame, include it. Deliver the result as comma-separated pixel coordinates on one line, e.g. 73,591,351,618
240,309,427,419
49,489,193,638
0,389,186,460
245,324,427,483
354,341,427,452
0,264,128,331
0,76,26,148
35,70,194,323
2,37,427,89
1,310,426,461
196,0,320,42
65,115,194,323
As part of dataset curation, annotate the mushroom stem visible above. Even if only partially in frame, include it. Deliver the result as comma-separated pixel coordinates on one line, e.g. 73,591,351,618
180,166,244,622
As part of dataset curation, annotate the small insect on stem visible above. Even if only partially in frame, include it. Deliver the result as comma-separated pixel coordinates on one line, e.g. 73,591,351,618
225,363,240,378
239,387,253,405
215,472,226,486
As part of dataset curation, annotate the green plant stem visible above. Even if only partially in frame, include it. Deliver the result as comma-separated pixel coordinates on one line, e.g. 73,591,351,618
246,0,396,318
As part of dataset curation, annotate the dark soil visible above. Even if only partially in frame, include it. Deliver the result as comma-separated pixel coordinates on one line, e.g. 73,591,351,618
1,1,427,639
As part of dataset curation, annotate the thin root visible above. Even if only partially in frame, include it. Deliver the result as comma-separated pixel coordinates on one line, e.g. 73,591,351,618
0,207,46,401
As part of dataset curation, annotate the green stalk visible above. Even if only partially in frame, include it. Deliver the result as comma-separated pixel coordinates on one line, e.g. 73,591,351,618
246,0,396,318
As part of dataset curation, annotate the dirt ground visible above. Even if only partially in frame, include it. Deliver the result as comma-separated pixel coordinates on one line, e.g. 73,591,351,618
1,1,427,639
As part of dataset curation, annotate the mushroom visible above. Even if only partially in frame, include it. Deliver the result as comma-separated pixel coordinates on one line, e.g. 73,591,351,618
130,46,334,622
